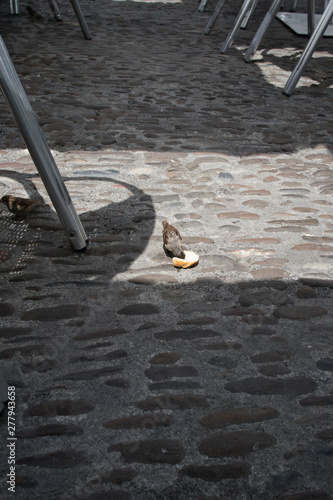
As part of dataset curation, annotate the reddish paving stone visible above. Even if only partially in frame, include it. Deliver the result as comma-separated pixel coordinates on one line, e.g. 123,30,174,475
16,450,85,468
274,306,328,320
281,493,333,500
217,211,259,219
239,291,290,307
117,303,160,315
316,358,333,372
144,365,198,380
250,268,289,280
292,244,333,251
299,395,333,406
20,304,90,321
199,431,276,458
83,491,131,500
315,429,333,441
0,327,32,338
196,341,242,351
225,377,317,397
136,394,209,410
88,468,137,485
25,399,95,417
234,238,280,244
250,350,291,363
0,303,15,316
108,439,185,464
257,364,291,376
179,462,250,481
200,406,279,428
73,327,127,341
149,352,181,364
155,329,220,340
103,414,173,429
17,423,83,438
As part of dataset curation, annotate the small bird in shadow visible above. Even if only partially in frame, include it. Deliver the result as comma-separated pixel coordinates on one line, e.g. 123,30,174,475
26,6,47,23
162,220,185,259
1,195,40,219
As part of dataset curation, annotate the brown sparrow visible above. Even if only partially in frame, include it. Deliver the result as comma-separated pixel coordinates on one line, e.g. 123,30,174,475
162,220,185,259
1,195,40,218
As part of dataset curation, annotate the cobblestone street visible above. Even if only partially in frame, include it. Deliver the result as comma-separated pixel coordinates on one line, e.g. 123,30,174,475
0,0,333,499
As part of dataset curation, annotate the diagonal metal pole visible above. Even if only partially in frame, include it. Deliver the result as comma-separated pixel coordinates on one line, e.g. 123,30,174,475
283,0,333,96
0,35,88,251
69,0,92,39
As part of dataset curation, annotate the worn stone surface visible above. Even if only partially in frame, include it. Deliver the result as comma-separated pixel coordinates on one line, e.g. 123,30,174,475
0,0,333,498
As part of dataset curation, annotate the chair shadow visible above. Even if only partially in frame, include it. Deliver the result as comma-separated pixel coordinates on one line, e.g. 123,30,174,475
0,170,156,281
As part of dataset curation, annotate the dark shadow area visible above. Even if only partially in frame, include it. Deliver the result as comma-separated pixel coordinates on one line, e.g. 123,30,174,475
0,0,332,156
0,266,332,498
0,169,156,280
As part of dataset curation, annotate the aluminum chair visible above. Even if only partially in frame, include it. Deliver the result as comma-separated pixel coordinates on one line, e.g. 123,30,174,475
9,0,91,39
283,0,333,95
244,0,315,62
0,35,88,251
204,0,303,54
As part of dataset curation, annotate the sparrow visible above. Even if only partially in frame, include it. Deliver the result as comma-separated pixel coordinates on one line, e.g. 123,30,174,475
162,220,185,259
1,195,40,218
26,6,46,23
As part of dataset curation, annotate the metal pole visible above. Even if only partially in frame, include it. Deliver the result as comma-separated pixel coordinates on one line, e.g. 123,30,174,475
283,0,333,96
69,0,92,40
221,0,257,53
244,0,284,62
48,0,62,21
0,36,88,251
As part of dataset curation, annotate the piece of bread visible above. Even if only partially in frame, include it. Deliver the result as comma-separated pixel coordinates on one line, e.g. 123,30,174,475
173,250,199,269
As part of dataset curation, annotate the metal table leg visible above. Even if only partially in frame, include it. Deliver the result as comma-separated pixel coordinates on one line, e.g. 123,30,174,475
198,0,209,13
204,0,227,35
244,0,284,62
283,0,333,95
9,0,20,15
0,35,88,251
240,0,258,29
69,0,92,39
221,0,258,53
48,0,62,21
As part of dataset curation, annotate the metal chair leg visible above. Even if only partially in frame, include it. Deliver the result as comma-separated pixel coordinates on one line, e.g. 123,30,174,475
48,0,62,21
69,0,92,39
9,0,20,15
221,0,257,53
283,0,333,96
0,35,88,251
204,0,227,35
198,0,209,13
240,0,258,29
244,0,284,62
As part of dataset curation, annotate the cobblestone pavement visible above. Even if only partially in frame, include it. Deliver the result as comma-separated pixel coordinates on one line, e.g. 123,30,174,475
0,0,333,499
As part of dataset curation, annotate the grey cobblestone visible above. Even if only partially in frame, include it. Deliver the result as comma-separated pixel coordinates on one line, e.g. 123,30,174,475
0,0,333,498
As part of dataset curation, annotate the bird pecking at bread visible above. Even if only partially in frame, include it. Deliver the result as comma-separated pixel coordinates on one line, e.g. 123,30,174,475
162,220,185,259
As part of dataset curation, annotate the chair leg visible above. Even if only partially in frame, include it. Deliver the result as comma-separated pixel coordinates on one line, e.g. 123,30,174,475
307,0,315,35
69,0,92,39
221,0,257,53
9,0,20,15
198,0,209,13
240,0,258,29
283,0,333,96
0,35,88,251
244,0,284,62
204,0,227,35
48,0,62,21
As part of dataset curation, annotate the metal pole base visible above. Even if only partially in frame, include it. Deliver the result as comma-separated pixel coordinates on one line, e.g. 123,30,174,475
0,36,88,251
